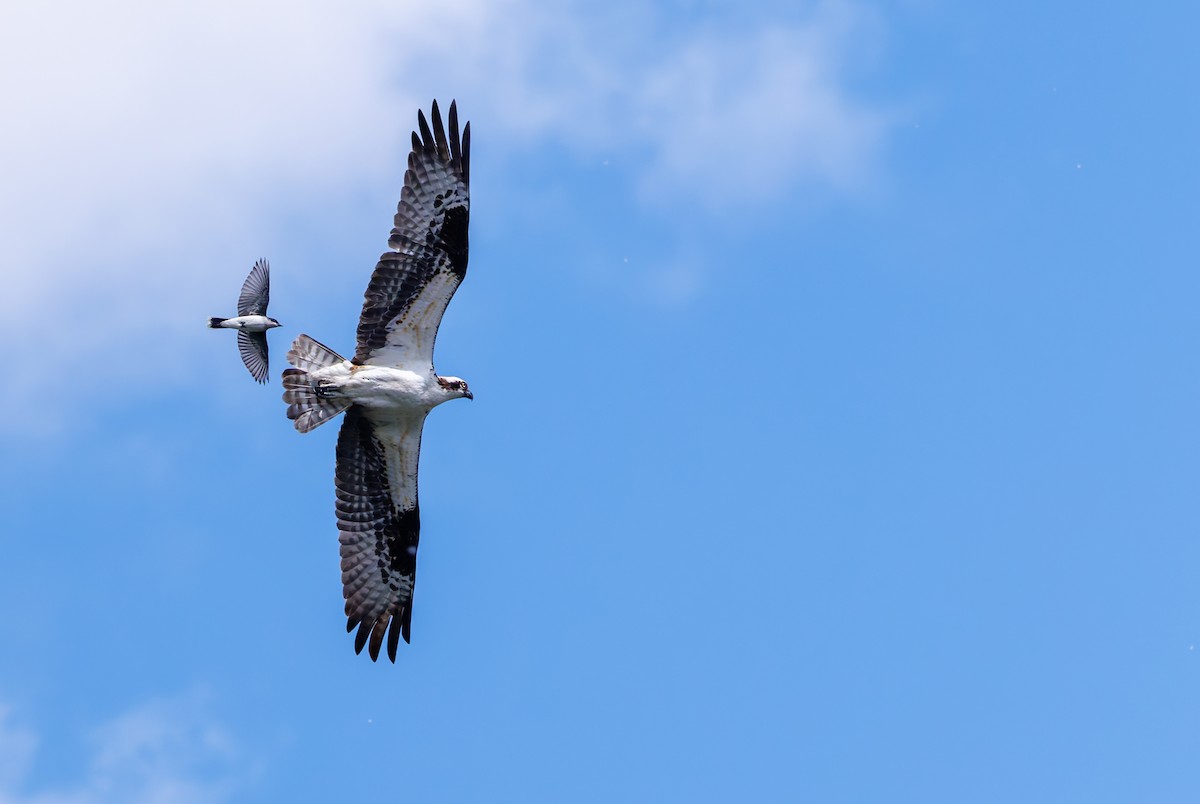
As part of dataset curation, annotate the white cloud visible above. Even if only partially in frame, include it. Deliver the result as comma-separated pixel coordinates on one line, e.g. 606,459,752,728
0,0,891,431
633,24,886,203
0,692,246,804
0,707,37,793
415,1,889,203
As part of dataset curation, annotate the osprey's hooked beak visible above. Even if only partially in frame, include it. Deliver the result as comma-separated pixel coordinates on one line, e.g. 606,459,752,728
464,390,474,401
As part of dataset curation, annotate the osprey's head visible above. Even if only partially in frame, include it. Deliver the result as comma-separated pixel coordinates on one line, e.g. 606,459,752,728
267,318,282,329
436,375,473,401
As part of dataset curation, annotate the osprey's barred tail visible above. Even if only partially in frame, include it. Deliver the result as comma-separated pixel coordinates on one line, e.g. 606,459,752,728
286,333,346,372
282,334,351,433
208,317,227,328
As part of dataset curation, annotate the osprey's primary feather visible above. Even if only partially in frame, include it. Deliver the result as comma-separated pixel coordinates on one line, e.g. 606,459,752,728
282,101,473,662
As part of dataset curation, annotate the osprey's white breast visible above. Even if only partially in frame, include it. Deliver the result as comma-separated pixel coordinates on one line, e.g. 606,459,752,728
311,362,447,414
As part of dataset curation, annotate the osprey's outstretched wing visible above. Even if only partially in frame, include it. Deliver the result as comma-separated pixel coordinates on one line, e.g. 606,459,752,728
335,406,424,662
237,259,270,316
354,100,470,370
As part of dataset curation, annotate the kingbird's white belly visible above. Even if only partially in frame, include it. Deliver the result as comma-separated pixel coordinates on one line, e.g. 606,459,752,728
219,315,275,332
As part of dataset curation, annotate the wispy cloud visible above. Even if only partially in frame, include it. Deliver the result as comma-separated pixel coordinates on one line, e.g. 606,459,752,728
632,23,887,204
415,1,889,203
0,692,247,804
0,706,36,794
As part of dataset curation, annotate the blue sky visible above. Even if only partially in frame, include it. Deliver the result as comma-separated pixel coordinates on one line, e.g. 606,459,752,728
2,1,1199,801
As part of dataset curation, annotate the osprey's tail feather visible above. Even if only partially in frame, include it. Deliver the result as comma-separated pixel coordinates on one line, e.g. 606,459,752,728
286,333,345,372
208,317,227,328
282,334,351,433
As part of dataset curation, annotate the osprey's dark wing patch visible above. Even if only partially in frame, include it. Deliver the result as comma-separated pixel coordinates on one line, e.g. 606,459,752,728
355,100,470,369
237,330,270,383
237,259,271,316
335,406,425,662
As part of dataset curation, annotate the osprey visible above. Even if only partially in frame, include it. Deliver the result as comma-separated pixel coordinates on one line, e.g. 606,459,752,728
208,259,281,383
282,100,472,662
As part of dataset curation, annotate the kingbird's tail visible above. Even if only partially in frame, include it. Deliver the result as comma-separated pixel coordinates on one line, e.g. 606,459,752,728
208,317,227,328
282,334,351,433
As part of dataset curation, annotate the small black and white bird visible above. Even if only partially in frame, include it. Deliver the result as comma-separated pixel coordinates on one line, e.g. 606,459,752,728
208,259,281,383
282,100,472,662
